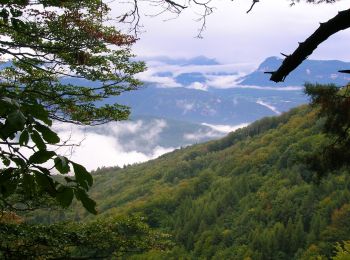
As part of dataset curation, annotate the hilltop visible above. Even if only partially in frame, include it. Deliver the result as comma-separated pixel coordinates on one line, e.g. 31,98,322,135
28,105,350,259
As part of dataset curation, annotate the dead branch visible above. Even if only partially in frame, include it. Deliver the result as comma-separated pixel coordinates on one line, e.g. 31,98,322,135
267,8,350,82
247,0,259,13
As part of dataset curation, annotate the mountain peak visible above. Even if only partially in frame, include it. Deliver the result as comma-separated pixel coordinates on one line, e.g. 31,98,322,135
184,56,220,66
257,56,282,70
240,57,350,87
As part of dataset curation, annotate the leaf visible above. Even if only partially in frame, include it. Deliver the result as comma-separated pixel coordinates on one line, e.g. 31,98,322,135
72,162,93,189
64,176,74,183
23,103,51,126
54,156,70,174
10,7,22,17
36,166,51,176
11,18,25,30
0,8,9,23
29,150,56,164
0,168,18,198
33,171,56,195
34,123,60,144
31,130,46,150
19,130,29,146
75,188,97,214
1,156,10,167
22,173,35,195
56,186,74,208
6,109,26,131
11,157,26,168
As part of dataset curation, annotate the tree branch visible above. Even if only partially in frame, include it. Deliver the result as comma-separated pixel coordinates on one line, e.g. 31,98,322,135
268,8,350,82
247,0,259,14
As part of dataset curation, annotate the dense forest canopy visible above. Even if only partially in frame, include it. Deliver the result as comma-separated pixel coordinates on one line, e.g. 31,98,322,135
0,0,348,214
1,0,350,258
21,106,350,259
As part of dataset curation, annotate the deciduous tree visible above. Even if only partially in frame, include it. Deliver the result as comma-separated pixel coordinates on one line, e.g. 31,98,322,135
0,0,145,213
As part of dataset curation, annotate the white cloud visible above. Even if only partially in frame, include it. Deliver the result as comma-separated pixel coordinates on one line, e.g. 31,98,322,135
187,81,208,91
201,123,249,133
136,69,182,87
176,100,195,114
184,122,249,142
184,129,222,142
138,119,167,141
206,74,242,89
53,120,173,171
229,85,304,91
141,62,255,76
256,99,281,115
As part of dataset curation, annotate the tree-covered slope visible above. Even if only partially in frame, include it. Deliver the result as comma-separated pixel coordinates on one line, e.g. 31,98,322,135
29,105,350,259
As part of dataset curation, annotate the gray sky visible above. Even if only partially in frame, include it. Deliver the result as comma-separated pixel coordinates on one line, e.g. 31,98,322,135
109,0,350,66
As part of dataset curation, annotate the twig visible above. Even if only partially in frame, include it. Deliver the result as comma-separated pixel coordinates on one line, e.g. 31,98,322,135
268,8,350,82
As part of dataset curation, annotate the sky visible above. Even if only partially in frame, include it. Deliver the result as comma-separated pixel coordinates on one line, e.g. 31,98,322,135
72,0,350,170
109,0,350,65
6,1,348,171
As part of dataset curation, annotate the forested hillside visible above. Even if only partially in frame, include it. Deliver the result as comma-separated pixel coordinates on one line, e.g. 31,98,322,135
26,105,350,259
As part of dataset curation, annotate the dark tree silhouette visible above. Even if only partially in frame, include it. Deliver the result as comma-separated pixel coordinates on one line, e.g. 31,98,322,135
267,8,350,82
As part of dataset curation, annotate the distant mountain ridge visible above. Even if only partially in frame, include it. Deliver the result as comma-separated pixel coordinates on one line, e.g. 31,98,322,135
112,86,303,125
239,56,350,87
139,55,220,66
4,56,348,126
37,105,350,259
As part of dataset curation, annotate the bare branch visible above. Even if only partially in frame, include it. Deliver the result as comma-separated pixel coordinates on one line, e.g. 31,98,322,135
247,0,259,14
269,8,350,82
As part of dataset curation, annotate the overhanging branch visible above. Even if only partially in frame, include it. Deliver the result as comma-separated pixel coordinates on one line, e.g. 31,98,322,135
267,8,350,83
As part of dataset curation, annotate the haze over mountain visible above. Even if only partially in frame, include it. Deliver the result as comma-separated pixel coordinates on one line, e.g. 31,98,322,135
53,116,247,170
1,56,341,170
115,55,350,125
54,55,350,169
239,56,350,87
32,105,350,259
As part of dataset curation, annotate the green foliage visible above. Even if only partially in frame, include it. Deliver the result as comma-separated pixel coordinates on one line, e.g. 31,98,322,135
0,215,172,259
0,0,145,213
38,105,349,259
0,96,96,213
305,84,350,174
333,241,350,260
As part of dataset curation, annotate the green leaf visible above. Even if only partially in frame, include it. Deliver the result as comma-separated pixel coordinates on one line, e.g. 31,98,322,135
31,130,46,150
23,103,51,126
54,156,70,174
1,156,10,167
11,18,25,30
36,166,51,176
0,8,9,23
19,130,29,146
56,186,74,208
75,188,97,214
34,123,60,144
10,7,22,17
22,173,35,195
64,176,74,183
72,162,93,189
0,168,18,198
11,157,26,168
6,109,26,131
33,171,56,195
29,150,56,164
